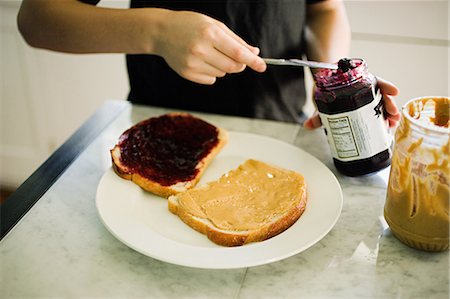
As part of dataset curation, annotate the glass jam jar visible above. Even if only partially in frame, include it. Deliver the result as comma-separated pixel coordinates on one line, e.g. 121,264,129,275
313,58,392,176
384,96,449,251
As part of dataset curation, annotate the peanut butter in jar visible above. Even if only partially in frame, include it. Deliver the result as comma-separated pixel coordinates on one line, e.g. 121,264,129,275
384,96,449,251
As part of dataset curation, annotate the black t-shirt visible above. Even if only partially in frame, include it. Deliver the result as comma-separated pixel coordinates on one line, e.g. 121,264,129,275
81,0,323,122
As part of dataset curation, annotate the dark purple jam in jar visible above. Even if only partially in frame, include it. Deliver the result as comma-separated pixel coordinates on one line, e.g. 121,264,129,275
313,58,392,176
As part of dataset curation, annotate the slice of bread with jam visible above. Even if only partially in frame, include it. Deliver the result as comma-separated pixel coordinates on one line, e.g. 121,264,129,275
111,112,228,198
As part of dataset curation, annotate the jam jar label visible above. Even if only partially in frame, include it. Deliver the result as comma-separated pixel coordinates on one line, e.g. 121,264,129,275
319,89,392,161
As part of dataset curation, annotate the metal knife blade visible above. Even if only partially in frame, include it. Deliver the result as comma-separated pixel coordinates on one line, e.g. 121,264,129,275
263,58,338,70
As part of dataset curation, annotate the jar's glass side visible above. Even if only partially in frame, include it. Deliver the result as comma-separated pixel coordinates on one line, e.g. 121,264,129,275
384,97,449,252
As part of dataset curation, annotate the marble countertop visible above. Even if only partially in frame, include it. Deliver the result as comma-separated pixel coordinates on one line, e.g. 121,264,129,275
1,101,448,298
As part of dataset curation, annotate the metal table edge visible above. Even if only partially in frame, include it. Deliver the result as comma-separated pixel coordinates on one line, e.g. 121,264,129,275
0,100,129,240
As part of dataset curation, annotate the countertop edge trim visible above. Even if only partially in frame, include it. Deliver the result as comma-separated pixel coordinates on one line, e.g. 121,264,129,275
0,100,129,241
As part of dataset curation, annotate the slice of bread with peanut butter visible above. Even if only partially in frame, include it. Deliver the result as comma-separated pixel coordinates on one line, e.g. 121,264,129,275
168,159,307,246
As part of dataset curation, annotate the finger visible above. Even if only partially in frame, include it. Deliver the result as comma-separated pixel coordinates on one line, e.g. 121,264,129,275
203,48,246,74
187,73,217,85
215,21,260,55
178,57,226,84
377,77,400,96
386,110,401,122
304,112,322,130
383,94,401,121
388,118,399,128
180,62,223,85
249,46,260,55
212,28,266,72
199,61,227,78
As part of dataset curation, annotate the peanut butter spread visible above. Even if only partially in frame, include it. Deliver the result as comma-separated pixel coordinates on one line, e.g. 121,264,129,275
385,97,449,251
176,159,307,231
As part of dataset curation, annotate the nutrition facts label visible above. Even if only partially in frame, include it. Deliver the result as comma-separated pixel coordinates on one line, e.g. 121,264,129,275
319,90,391,162
327,117,359,158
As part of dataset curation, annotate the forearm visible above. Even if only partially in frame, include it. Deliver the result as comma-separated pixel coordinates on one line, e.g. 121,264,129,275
17,0,265,84
17,0,168,54
304,0,351,63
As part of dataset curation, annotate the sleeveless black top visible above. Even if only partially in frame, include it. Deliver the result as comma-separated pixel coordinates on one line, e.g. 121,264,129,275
81,0,322,122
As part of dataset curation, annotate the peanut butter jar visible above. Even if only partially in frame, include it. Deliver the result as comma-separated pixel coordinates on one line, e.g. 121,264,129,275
384,96,449,251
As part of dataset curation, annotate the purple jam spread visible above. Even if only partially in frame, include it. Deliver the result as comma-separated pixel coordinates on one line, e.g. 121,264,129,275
118,114,219,186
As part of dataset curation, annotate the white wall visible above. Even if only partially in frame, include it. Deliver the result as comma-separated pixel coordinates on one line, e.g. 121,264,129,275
1,0,449,188
0,1,129,188
345,0,449,106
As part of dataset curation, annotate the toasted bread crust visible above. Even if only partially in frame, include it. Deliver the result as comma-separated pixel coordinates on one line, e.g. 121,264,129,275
169,189,306,247
111,113,228,198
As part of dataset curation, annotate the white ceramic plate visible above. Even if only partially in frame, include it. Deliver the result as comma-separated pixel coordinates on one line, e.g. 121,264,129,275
96,132,343,269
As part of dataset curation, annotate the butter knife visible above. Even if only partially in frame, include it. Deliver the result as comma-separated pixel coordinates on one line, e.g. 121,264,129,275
263,58,338,70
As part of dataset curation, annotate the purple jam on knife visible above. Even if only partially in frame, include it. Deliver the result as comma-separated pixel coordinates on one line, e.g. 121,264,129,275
337,58,356,72
118,114,219,186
